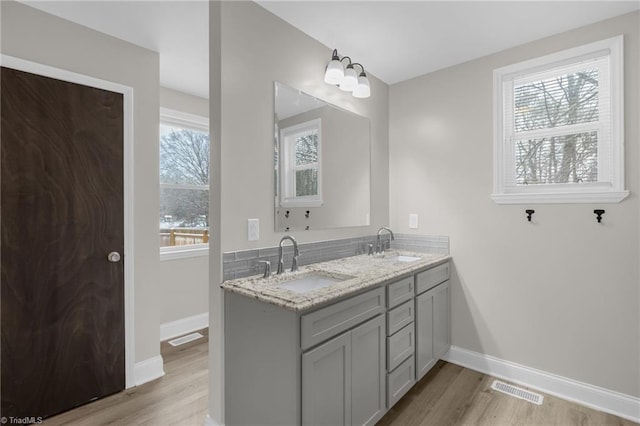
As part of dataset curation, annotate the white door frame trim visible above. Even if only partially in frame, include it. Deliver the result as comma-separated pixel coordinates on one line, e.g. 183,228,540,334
1,54,136,388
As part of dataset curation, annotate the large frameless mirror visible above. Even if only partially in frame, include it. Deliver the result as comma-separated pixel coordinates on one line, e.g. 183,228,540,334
274,82,371,231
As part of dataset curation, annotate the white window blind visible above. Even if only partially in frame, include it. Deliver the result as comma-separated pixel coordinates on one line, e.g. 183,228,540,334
492,36,627,204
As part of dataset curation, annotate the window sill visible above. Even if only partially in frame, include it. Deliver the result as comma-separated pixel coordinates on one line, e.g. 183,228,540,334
491,190,630,205
160,245,209,261
280,199,324,208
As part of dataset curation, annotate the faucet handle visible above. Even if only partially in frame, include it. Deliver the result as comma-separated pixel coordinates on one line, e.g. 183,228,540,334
257,260,271,278
367,244,374,256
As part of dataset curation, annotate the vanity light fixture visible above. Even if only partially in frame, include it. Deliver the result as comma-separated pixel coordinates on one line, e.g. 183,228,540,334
352,64,371,98
323,50,345,84
323,49,371,99
339,63,358,92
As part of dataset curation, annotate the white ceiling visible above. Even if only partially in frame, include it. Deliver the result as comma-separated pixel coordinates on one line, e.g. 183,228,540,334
22,0,209,99
259,1,640,84
21,1,640,98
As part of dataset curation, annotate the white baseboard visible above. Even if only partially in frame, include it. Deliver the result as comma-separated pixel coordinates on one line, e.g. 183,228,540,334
443,345,640,423
160,312,209,342
204,414,223,426
134,355,165,386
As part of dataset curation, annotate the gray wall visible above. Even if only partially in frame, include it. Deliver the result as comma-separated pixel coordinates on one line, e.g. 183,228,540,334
158,87,209,326
389,11,639,397
208,2,390,423
1,1,161,364
218,1,389,253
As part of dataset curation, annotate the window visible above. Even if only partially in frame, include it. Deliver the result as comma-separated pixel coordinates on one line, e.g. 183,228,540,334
279,119,323,207
159,108,209,259
492,36,627,204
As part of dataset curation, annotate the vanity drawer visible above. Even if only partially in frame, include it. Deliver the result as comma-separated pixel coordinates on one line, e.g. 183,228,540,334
387,323,415,371
387,355,415,408
387,299,414,336
416,262,449,295
301,287,385,350
387,276,414,308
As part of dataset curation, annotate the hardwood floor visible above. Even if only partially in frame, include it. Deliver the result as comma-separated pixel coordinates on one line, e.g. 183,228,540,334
45,330,208,425
45,331,636,425
378,361,637,426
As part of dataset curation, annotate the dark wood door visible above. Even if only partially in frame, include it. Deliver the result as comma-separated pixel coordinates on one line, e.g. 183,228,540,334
1,67,125,419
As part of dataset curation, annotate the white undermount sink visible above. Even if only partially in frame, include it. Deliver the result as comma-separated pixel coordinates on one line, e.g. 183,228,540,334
274,273,351,294
386,255,421,263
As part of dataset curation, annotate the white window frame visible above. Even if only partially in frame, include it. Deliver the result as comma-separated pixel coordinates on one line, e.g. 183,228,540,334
279,118,323,208
160,107,210,261
492,35,628,204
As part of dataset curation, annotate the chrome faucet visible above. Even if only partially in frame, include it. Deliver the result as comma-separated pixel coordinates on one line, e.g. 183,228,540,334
277,235,299,274
257,260,271,278
376,227,395,255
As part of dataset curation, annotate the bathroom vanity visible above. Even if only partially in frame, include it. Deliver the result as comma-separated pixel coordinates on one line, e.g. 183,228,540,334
222,251,450,426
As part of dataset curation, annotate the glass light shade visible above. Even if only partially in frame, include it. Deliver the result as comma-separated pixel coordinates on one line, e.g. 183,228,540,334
324,59,344,85
339,66,358,92
353,75,371,98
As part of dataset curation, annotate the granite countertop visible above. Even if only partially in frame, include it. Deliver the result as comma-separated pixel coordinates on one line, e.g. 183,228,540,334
221,250,451,312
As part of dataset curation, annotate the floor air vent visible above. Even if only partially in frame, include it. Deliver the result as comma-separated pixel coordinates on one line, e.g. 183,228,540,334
491,380,544,405
168,332,204,347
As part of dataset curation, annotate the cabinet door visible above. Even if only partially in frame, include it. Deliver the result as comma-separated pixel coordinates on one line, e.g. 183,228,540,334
351,315,385,426
415,290,435,381
433,281,450,359
302,333,352,426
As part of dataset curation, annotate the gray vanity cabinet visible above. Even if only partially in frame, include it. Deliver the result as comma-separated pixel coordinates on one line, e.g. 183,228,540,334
224,260,451,426
302,331,351,426
351,315,386,426
385,278,416,408
225,287,386,426
416,288,436,379
415,263,451,381
302,314,386,426
432,281,450,360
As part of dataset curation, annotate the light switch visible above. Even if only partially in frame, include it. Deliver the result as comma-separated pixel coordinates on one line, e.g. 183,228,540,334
409,213,419,229
248,218,260,241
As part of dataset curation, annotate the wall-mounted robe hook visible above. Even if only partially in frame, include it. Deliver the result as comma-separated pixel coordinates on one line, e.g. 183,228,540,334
285,210,290,218
525,209,535,222
594,209,605,223
305,210,310,218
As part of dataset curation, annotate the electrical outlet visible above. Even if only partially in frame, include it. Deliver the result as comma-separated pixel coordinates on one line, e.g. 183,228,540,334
248,218,259,241
409,213,419,229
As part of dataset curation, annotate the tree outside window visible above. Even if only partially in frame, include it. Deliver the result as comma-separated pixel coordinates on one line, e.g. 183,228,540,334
159,111,209,249
513,68,599,185
492,36,627,204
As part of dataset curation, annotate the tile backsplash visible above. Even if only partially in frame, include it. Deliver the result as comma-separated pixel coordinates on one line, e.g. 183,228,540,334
223,234,449,281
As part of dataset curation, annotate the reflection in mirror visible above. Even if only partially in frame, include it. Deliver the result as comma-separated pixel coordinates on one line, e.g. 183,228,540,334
274,82,371,231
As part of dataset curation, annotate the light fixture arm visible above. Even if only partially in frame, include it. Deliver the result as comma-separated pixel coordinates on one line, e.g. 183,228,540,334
340,56,353,66
330,50,353,67
351,63,366,76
